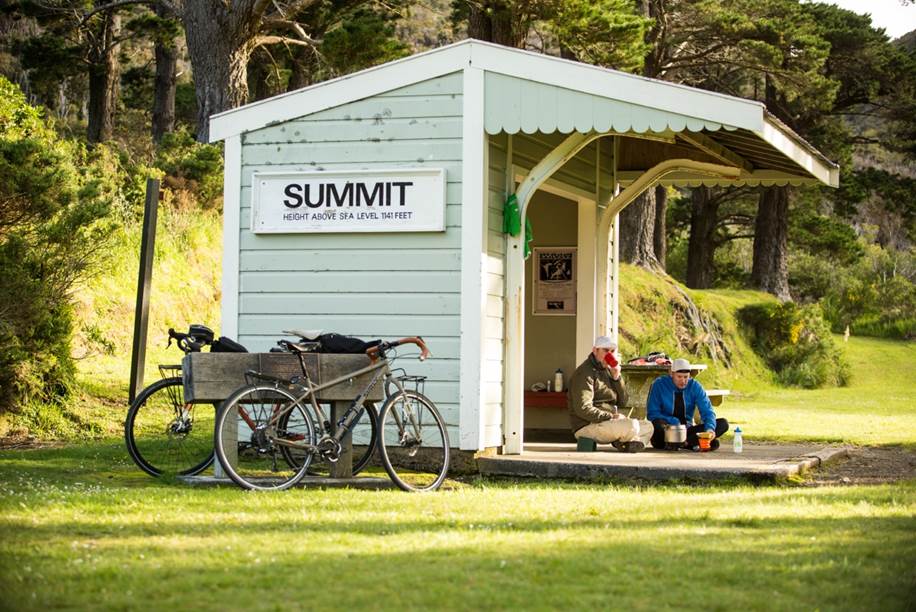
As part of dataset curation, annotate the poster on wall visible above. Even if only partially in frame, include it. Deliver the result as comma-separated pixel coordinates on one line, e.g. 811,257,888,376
533,247,576,316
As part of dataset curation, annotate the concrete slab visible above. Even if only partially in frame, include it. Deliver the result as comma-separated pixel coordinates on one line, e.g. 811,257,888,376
478,442,850,482
178,474,395,489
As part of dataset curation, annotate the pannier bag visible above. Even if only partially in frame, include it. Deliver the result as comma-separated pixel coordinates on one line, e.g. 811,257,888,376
211,336,248,353
317,333,381,354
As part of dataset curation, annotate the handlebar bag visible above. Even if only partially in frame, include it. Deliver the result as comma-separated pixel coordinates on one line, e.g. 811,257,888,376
317,333,380,354
211,336,248,353
188,324,215,344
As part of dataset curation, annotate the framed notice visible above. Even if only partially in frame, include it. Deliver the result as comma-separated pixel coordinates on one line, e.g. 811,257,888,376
250,168,446,234
533,247,576,316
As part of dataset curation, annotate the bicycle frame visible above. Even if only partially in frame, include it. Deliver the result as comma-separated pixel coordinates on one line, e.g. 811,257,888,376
236,355,407,455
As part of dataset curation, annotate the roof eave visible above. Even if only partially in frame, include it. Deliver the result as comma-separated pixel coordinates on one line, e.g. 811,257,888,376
757,114,839,187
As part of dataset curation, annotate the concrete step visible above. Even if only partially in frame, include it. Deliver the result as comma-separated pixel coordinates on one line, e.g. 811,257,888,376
478,442,850,483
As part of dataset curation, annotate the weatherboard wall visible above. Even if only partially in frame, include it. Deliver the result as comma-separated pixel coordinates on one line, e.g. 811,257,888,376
235,72,464,445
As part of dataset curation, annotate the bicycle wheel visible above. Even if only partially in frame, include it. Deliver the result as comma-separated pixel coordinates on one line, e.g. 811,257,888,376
125,377,215,477
214,385,315,491
297,402,379,477
378,390,449,492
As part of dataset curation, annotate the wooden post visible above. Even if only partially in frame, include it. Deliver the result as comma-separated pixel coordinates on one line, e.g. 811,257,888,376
128,178,160,404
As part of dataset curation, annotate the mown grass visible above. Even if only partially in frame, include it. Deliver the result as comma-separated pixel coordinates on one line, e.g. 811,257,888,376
726,335,916,449
0,441,914,611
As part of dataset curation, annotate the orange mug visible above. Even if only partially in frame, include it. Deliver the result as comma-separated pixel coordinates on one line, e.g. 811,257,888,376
697,432,712,451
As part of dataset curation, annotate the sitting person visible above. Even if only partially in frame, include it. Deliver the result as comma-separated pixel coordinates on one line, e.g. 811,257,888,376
647,358,729,451
568,336,653,453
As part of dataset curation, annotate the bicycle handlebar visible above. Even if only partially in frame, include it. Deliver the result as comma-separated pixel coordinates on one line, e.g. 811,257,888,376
366,337,430,362
167,328,208,354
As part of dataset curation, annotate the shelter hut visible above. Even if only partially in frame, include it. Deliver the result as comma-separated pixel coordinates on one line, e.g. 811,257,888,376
209,40,837,458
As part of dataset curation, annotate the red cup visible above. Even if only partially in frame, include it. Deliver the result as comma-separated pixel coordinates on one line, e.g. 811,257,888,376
604,352,618,368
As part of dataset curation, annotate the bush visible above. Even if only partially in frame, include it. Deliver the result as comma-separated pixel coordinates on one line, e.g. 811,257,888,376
0,77,118,413
738,302,850,388
154,129,223,208
790,242,916,340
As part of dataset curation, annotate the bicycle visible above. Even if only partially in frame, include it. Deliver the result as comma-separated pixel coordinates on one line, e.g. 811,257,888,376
213,335,450,492
125,327,379,479
124,325,225,477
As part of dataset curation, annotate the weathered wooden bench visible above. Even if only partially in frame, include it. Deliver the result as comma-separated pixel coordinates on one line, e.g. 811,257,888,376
182,352,384,478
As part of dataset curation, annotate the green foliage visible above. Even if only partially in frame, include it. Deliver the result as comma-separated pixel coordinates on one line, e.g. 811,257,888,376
738,301,850,388
790,242,916,340
320,9,411,75
546,0,649,72
154,129,224,207
789,207,863,265
0,76,117,412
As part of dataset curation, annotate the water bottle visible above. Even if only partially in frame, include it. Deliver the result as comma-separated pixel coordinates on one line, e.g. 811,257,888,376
733,427,743,453
554,369,564,393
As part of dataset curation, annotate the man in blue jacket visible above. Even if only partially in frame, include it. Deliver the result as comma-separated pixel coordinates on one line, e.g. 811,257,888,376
647,358,729,451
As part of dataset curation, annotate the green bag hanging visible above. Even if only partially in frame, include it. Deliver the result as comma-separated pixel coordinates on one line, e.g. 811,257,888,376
503,194,534,258
503,194,521,236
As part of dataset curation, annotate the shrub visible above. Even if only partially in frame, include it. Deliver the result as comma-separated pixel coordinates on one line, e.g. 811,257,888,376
0,77,116,413
154,129,223,208
738,302,850,388
790,242,916,340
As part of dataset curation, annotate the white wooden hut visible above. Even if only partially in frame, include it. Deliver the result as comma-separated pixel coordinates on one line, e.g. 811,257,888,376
209,40,837,457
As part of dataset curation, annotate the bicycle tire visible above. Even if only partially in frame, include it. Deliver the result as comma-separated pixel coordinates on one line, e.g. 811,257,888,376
124,377,215,477
296,402,379,477
378,390,449,492
214,384,314,491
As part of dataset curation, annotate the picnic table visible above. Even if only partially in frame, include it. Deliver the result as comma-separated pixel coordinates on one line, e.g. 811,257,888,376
182,352,384,478
523,363,729,421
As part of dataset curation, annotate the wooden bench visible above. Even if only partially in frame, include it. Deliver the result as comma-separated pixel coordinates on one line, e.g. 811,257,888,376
182,352,384,478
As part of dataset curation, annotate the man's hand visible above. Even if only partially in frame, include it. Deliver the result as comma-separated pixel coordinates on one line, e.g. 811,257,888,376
609,364,622,380
706,429,716,441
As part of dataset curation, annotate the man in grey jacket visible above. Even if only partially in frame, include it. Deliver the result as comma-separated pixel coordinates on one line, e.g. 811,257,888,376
567,336,652,452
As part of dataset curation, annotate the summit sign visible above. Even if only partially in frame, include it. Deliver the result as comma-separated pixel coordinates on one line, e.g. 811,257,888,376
250,169,446,234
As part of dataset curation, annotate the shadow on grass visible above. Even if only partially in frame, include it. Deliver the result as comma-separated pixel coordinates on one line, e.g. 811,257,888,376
2,513,913,610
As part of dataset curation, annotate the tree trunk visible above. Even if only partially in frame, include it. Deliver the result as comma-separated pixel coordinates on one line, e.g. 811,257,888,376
466,2,522,47
751,186,791,300
619,189,660,268
86,8,120,143
181,3,254,142
686,186,719,288
151,3,177,144
288,45,313,91
620,0,664,268
653,184,667,268
248,51,272,102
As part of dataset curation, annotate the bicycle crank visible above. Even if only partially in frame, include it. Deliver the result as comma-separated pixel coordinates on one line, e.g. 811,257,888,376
317,437,341,463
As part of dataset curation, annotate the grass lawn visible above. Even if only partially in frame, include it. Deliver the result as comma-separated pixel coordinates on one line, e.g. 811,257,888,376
726,336,916,449
0,442,914,611
1,332,914,609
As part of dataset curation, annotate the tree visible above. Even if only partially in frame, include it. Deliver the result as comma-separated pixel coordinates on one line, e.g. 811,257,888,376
84,0,122,143
0,76,115,411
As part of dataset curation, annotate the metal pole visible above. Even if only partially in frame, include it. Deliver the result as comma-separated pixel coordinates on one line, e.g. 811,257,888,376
128,178,160,404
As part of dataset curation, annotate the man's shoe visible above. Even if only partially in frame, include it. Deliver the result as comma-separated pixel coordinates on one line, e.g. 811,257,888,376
611,440,624,451
710,439,720,451
620,441,644,453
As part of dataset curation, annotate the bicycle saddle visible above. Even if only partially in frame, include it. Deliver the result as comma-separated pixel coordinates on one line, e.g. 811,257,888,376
283,329,322,341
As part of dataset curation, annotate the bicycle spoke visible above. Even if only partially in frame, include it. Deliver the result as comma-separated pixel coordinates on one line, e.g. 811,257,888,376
214,386,315,491
379,391,449,492
125,377,214,477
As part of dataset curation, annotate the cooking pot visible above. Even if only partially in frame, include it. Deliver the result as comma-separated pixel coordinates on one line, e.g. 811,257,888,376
664,424,687,449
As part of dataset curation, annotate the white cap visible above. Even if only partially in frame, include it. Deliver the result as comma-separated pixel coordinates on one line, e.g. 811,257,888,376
593,335,617,350
671,358,691,372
